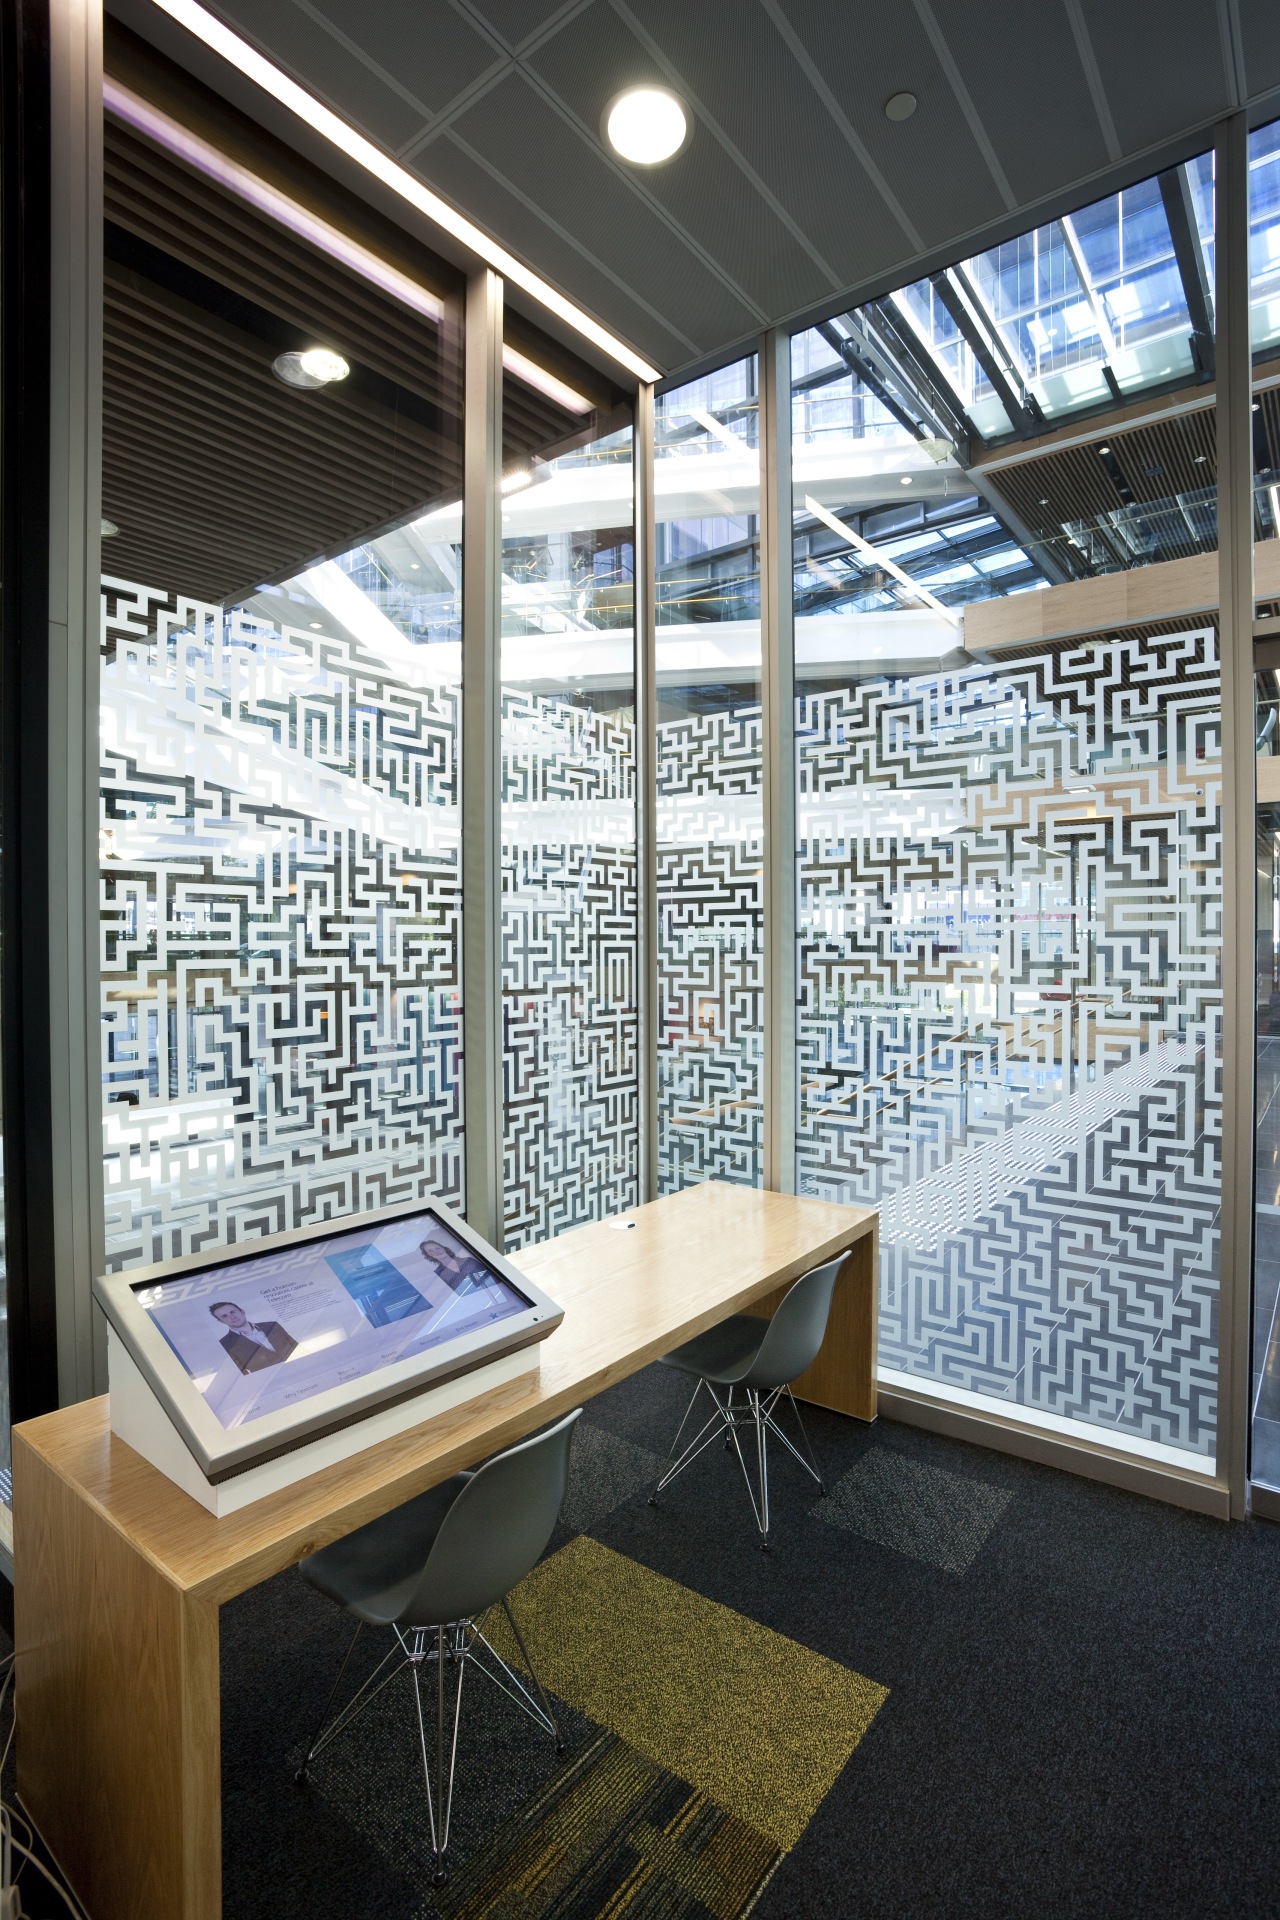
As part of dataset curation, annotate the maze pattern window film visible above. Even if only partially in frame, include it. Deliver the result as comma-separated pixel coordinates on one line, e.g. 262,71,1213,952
101,574,464,1269
794,630,1222,1458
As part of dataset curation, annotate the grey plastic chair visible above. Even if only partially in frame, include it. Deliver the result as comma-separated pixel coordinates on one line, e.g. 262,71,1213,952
650,1257,842,1548
294,1406,581,1885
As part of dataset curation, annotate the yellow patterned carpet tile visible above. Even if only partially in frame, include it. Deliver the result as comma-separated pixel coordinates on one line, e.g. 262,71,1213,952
496,1535,888,1851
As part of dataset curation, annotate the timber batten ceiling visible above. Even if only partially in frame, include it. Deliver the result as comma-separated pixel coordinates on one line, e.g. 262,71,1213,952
101,77,601,601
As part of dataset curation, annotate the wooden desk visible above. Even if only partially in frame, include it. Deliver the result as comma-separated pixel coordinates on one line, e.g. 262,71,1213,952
14,1182,876,1920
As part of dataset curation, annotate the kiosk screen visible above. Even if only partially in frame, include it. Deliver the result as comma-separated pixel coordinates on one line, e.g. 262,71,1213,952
134,1212,531,1430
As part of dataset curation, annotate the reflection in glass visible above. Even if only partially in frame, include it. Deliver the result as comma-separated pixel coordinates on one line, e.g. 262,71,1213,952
498,418,638,1248
655,358,763,1191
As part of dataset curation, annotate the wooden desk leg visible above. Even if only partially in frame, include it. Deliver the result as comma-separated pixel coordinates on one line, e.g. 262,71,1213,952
15,1434,222,1920
753,1227,879,1422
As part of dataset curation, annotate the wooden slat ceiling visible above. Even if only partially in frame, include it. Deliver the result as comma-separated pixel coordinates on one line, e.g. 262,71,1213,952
992,389,1280,563
102,112,589,603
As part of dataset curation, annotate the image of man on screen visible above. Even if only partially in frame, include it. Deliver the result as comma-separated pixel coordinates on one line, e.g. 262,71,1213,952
209,1300,297,1374
419,1240,491,1297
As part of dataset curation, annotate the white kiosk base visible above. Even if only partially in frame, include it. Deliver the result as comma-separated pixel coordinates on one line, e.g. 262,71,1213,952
107,1326,540,1517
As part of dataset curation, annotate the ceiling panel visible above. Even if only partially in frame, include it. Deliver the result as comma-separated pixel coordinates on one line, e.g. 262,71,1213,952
1241,0,1280,98
299,0,502,115
523,4,835,317
771,0,1010,248
609,0,912,290
930,0,1109,204
1078,0,1230,154
462,0,580,52
440,66,787,343
418,124,743,360
207,0,431,145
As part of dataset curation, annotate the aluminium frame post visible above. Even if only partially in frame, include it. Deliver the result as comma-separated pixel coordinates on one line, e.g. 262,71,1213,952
462,269,504,1248
1215,110,1255,1517
634,384,658,1203
759,328,796,1193
44,0,105,1399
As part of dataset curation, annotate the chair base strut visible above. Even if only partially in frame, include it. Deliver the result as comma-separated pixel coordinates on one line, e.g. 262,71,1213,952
649,1379,826,1548
295,1598,561,1884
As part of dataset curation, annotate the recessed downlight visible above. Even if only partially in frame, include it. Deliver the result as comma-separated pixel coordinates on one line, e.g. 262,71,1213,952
101,517,119,537
900,475,914,486
884,91,917,122
603,87,689,165
273,347,350,389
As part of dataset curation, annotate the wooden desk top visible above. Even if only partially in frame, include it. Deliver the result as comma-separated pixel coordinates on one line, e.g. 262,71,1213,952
14,1182,874,1605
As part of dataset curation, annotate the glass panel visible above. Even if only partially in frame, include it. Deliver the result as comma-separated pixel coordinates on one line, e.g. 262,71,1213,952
1250,119,1280,1487
1250,118,1280,356
794,173,1223,1467
655,357,763,1191
888,156,1220,441
499,411,638,1248
100,101,466,1267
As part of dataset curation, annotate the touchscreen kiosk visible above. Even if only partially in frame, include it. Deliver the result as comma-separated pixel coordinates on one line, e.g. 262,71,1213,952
95,1199,563,1514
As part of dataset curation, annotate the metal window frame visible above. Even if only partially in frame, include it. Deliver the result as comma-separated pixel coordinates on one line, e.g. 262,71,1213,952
462,268,504,1251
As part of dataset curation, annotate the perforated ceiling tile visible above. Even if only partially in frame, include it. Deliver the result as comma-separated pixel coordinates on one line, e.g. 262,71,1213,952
444,67,772,346
773,0,1008,250
464,0,585,53
1240,0,1280,93
524,3,832,318
926,0,1109,205
413,129,732,365
604,0,912,298
302,0,503,116
207,0,429,146
1077,0,1229,154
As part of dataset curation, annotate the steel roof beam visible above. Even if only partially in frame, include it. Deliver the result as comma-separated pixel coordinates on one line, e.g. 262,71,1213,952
1158,163,1215,378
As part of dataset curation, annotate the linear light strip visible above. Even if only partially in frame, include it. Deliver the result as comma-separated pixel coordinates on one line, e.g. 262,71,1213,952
803,494,961,627
107,79,594,415
147,0,661,384
105,78,445,319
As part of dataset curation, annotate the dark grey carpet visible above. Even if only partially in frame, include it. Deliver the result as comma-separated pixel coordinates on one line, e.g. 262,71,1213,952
15,1359,1280,1916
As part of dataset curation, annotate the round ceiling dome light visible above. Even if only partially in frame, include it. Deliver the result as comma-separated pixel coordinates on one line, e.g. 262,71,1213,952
273,347,350,389
604,86,689,165
884,91,917,122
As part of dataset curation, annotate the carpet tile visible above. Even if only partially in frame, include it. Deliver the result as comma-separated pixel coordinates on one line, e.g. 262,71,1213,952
561,1421,662,1534
815,1444,1011,1573
436,1730,779,1920
493,1534,888,1850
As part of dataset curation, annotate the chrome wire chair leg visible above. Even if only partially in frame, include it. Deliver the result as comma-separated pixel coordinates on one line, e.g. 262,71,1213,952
782,1385,826,1493
651,1381,731,1502
295,1623,406,1784
497,1597,564,1752
723,1388,771,1547
404,1624,467,1886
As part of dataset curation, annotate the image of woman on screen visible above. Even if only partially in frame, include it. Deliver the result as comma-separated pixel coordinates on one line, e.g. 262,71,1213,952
208,1300,298,1373
419,1239,491,1296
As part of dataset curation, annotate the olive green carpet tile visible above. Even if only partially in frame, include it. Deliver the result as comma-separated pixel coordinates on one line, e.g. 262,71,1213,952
494,1534,888,1851
435,1729,780,1920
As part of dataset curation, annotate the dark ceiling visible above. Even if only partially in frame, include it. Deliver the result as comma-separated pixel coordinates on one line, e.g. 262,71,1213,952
110,0,1280,380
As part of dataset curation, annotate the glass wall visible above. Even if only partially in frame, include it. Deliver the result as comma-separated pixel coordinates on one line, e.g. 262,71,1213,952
792,151,1230,1464
655,357,763,1191
1250,118,1280,1488
99,89,467,1267
499,413,638,1248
